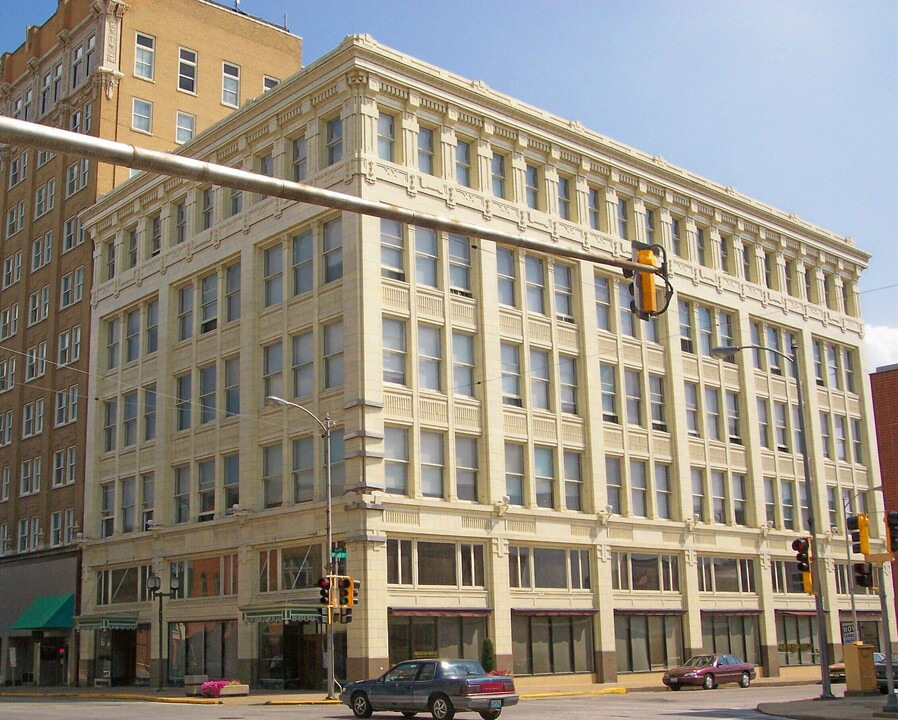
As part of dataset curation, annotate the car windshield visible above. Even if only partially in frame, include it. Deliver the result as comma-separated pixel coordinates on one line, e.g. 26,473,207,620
684,655,714,668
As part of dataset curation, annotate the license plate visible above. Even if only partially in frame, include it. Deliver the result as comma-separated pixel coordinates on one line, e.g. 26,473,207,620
489,700,502,709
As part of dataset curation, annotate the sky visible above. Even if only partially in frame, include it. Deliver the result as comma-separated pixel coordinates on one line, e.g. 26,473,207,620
2,0,896,369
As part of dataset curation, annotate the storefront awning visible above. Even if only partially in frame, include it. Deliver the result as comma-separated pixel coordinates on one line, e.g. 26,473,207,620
389,608,492,617
10,593,74,630
74,614,139,631
241,605,323,624
512,608,597,616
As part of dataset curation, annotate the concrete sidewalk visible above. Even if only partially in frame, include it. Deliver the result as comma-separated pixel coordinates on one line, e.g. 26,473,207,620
758,695,898,720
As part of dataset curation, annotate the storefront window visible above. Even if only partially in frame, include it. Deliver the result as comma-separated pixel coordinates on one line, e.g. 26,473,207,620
168,620,237,682
614,612,683,673
776,612,818,666
701,613,760,664
388,615,484,665
511,613,594,675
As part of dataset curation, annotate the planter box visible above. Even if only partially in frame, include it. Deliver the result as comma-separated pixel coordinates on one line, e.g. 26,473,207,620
185,674,209,696
219,683,249,697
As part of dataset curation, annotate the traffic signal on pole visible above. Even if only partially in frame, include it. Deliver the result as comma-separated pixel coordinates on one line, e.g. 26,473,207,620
626,242,660,319
854,562,875,588
792,537,813,594
847,513,871,555
887,512,898,553
352,578,361,605
318,576,334,607
339,607,353,624
338,576,353,606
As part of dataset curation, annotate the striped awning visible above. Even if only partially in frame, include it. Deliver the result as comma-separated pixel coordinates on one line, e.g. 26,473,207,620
74,614,139,631
241,606,323,624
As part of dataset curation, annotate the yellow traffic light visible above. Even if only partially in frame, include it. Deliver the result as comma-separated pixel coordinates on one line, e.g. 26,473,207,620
636,247,659,314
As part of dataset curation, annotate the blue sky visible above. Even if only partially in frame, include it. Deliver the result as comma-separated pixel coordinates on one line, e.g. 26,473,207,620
3,0,896,366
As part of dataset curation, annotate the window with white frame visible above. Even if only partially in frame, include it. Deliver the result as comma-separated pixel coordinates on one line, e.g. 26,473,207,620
178,47,197,92
24,341,47,381
381,219,404,280
222,62,240,106
611,552,679,592
0,304,19,340
456,435,478,502
455,138,472,187
420,431,445,498
323,216,343,283
176,111,195,144
134,33,155,79
491,152,506,198
697,556,756,593
0,411,12,447
384,426,409,495
323,320,343,389
325,116,343,165
448,234,471,295
525,256,546,314
3,251,22,289
0,358,14,394
418,324,442,392
501,343,522,406
132,98,153,133
54,385,78,427
417,126,435,175
383,317,407,386
497,247,516,307
377,111,396,161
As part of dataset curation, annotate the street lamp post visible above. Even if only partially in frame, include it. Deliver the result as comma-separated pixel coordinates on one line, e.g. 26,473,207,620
147,569,180,692
265,395,336,700
712,342,834,699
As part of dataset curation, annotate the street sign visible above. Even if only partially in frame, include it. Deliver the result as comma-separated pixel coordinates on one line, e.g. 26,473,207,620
331,550,347,559
842,623,856,644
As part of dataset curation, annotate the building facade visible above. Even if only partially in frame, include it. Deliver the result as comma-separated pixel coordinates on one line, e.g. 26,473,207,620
78,35,889,691
0,0,302,686
871,364,898,620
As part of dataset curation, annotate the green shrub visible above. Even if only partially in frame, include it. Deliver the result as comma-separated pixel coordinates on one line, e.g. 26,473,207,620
481,637,496,672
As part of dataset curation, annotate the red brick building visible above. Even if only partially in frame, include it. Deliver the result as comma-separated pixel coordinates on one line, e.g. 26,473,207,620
871,363,898,618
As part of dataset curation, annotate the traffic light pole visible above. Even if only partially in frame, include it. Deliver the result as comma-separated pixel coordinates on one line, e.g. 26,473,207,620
879,564,898,712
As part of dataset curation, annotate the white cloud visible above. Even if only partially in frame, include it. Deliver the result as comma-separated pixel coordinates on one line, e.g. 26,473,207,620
864,325,898,372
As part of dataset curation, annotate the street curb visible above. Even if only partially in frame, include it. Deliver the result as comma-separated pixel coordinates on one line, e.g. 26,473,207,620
0,691,219,704
265,688,629,706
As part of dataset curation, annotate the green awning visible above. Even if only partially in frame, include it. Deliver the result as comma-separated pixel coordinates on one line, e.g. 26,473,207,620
10,593,74,630
74,614,139,631
241,605,323,624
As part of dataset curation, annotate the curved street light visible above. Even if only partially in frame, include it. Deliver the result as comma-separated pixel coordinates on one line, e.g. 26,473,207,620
711,343,834,699
147,570,180,692
265,395,337,700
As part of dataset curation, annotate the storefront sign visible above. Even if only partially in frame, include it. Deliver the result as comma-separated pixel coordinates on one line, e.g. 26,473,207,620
8,647,16,668
842,623,857,644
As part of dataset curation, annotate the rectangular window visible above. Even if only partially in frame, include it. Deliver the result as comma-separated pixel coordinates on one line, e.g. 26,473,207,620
178,47,197,93
595,275,611,331
292,136,308,182
421,431,445,498
679,300,694,353
323,217,343,283
691,468,706,522
649,375,666,431
625,369,642,426
501,343,522,407
417,126,435,174
758,399,770,448
384,427,409,495
381,219,404,280
418,324,442,391
456,436,478,502
134,33,155,79
534,446,555,509
198,459,215,520
727,391,741,443
497,247,516,307
525,256,545,314
554,264,574,322
415,227,438,288
505,443,524,505
177,285,193,341
630,460,648,517
617,198,628,239
448,234,471,294
223,356,240,417
705,387,721,441
685,382,699,437
263,444,282,508
199,364,216,424
455,139,472,187
326,116,343,165
176,372,191,431
452,331,475,397
655,464,671,519
525,165,540,210
132,98,152,133
323,320,344,388
601,364,618,423
143,384,156,441
122,391,137,446
564,451,582,511
176,111,195,143
557,175,571,219
377,112,395,161
263,342,283,399
559,355,578,415
530,348,550,411
222,62,240,106
491,153,506,198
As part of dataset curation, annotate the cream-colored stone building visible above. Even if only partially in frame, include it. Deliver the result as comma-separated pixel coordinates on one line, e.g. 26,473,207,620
79,34,888,691
0,0,302,687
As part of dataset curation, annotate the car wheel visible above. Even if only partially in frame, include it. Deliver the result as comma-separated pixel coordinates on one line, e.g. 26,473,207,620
668,684,681,691
479,711,501,720
430,693,455,720
702,674,715,690
739,672,750,688
351,692,373,719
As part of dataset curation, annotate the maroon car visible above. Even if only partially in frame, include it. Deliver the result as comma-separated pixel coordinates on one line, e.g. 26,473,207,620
662,654,755,690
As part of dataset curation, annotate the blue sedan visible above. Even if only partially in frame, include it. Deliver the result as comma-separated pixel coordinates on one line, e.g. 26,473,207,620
339,659,519,720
